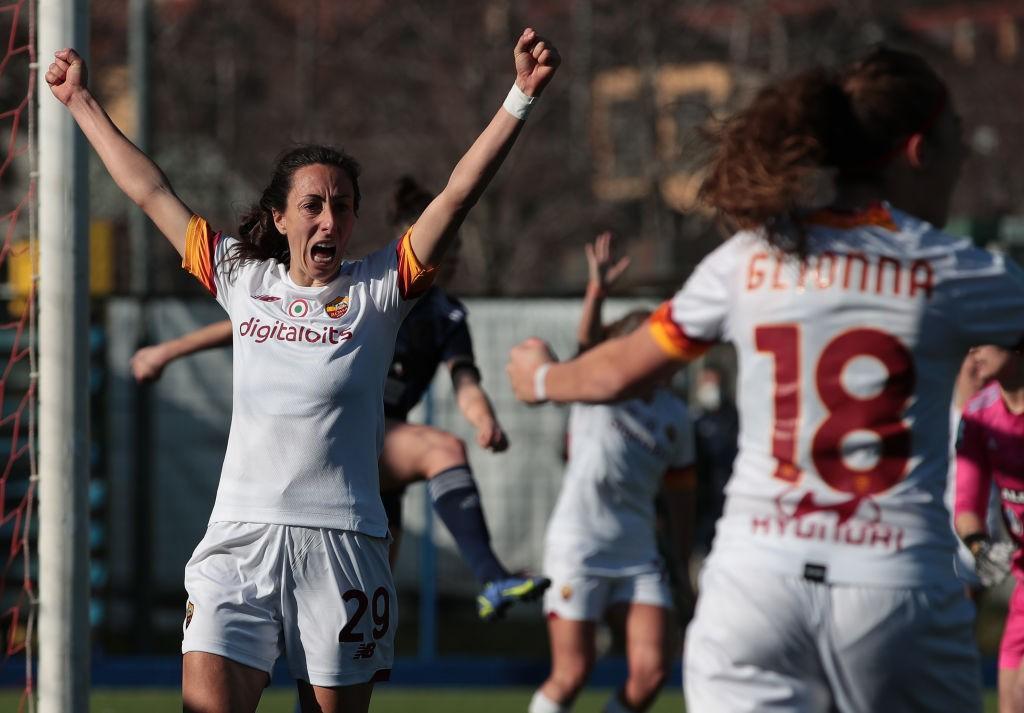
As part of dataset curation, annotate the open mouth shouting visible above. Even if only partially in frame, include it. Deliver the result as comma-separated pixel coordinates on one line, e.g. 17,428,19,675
310,240,338,266
277,163,357,286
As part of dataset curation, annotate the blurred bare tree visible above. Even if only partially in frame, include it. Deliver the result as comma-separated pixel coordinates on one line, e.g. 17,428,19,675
82,0,1024,297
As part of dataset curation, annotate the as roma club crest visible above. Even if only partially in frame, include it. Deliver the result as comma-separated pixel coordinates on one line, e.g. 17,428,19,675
560,585,573,601
326,296,350,319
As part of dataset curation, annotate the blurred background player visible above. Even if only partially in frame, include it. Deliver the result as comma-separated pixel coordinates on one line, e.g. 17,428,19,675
509,48,1024,712
690,363,739,559
528,234,695,713
49,25,559,713
955,345,1024,713
377,176,549,619
130,176,549,623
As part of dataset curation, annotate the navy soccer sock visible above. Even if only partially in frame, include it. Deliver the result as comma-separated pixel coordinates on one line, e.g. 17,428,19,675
427,465,508,584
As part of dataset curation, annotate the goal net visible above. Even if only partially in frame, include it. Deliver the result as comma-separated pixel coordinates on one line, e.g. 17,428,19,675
0,0,37,709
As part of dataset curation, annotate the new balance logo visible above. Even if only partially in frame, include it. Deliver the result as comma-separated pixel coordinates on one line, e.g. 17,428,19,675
352,643,376,660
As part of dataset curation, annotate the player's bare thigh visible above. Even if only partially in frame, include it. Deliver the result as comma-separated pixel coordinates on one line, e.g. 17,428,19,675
379,419,466,491
182,651,268,713
542,615,598,703
296,680,374,713
181,618,376,713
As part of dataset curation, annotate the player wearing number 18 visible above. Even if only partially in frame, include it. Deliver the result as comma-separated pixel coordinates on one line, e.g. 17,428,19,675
48,27,559,713
507,48,1024,713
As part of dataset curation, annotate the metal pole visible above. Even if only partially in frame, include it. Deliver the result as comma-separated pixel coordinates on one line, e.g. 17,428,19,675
37,0,90,710
418,388,437,661
127,0,154,652
128,0,150,295
569,0,591,174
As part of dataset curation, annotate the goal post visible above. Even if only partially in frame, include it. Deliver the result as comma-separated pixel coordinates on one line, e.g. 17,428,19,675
37,0,90,710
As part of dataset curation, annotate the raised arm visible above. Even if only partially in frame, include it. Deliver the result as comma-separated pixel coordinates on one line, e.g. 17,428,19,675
410,28,559,267
45,48,192,256
577,232,630,352
130,320,233,383
451,365,509,452
507,326,682,405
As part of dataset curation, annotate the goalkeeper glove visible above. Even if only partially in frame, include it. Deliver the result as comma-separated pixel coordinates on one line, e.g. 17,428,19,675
965,533,1015,588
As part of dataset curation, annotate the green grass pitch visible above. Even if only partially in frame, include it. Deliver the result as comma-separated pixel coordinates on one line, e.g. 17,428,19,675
0,688,1003,711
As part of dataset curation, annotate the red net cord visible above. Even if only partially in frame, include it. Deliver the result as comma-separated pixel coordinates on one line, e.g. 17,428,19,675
0,1,36,711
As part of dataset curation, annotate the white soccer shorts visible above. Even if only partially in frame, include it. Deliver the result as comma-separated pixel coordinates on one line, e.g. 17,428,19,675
683,563,981,713
542,562,672,621
181,521,396,687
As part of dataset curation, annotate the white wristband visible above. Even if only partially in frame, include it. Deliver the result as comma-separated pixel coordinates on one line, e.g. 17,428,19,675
533,362,551,403
502,83,536,121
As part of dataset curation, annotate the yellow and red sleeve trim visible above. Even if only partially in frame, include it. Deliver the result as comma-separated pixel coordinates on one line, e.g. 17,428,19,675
181,214,222,297
804,203,897,231
647,301,714,361
396,226,438,300
663,465,697,491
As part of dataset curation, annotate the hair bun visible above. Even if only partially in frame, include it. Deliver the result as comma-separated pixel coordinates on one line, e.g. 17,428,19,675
389,175,434,227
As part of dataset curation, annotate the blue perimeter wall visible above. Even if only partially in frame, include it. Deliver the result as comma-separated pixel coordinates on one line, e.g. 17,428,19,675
0,654,1000,689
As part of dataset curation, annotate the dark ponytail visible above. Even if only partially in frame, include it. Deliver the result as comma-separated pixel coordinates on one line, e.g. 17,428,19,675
839,48,948,179
388,175,434,230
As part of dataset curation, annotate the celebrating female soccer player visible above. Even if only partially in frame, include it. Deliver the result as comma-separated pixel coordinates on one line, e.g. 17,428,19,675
528,234,695,713
48,28,558,713
131,176,548,623
509,49,1024,713
955,345,1024,713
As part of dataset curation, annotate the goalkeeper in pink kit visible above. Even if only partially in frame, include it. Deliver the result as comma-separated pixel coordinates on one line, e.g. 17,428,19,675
955,345,1024,712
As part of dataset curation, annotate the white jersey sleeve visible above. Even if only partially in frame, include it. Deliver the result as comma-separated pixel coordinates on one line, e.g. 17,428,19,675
648,236,755,360
180,214,243,311
358,226,437,322
669,238,741,341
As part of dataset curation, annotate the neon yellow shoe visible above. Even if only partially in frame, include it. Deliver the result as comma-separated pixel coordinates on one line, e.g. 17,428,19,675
477,575,551,622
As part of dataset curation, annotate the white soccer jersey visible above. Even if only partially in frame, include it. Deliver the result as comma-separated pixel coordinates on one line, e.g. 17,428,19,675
544,389,694,575
182,216,433,535
649,203,1024,587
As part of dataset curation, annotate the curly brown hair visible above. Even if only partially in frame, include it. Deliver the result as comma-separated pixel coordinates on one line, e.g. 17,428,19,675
222,145,361,276
699,48,948,253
